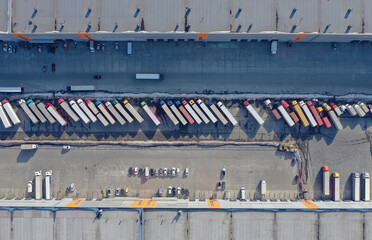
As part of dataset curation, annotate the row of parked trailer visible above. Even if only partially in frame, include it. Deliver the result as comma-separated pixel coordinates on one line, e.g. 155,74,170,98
32,170,53,200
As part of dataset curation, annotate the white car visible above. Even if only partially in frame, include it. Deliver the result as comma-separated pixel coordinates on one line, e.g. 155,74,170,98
176,168,180,176
163,168,167,176
184,168,189,176
172,168,176,177
63,145,71,150
134,167,138,175
168,186,172,195
177,187,181,195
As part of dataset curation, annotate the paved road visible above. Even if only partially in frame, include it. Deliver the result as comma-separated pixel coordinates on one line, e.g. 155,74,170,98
0,41,372,95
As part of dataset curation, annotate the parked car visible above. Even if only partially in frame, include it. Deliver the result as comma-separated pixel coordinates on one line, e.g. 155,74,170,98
176,168,180,176
222,181,226,190
115,42,119,50
51,63,56,72
8,45,12,53
172,168,176,177
107,188,112,197
150,168,154,176
184,168,189,176
221,168,226,178
125,187,129,195
159,168,163,175
12,45,17,53
3,43,7,52
38,45,43,53
217,182,222,190
128,167,133,175
62,145,70,150
168,186,172,195
177,187,181,195
134,167,138,175
155,168,159,176
115,187,120,196
139,168,143,175
163,168,167,176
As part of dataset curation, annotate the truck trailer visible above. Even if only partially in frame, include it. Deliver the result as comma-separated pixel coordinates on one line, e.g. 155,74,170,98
160,100,179,125
208,101,228,125
353,104,366,117
190,100,209,124
317,107,332,128
106,102,126,125
176,101,194,124
0,102,12,128
332,172,340,202
323,104,343,130
86,100,109,127
35,171,42,200
96,101,116,125
182,100,202,124
113,100,133,123
45,170,53,200
67,85,95,91
168,101,187,125
197,99,217,123
45,103,67,126
217,101,238,126
322,166,330,196
141,101,161,126
58,98,80,122
352,172,360,202
123,100,144,123
299,101,317,127
362,173,370,202
19,99,39,124
70,100,90,124
243,101,264,125
27,99,47,123
77,99,97,123
36,101,56,124
306,101,323,126
2,100,20,125
277,105,295,127
292,101,309,127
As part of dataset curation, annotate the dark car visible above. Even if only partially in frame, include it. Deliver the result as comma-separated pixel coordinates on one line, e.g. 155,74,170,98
217,182,222,190
222,181,226,190
128,167,133,175
220,168,226,179
94,74,102,79
172,187,176,196
150,168,154,176
139,168,143,175
51,63,56,72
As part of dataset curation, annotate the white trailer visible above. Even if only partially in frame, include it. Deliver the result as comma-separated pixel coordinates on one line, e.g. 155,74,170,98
322,166,330,196
277,105,295,127
113,100,133,123
19,99,39,124
0,87,22,93
96,101,116,125
208,101,228,125
217,101,238,126
332,172,340,202
362,173,370,202
58,98,80,122
67,85,96,91
160,100,179,125
45,103,67,126
358,101,370,113
327,110,343,131
77,99,97,123
70,100,90,124
182,100,202,124
136,73,160,80
45,170,53,200
2,100,20,125
36,101,56,124
243,101,264,125
300,101,317,127
0,103,12,128
197,99,217,123
105,102,126,125
352,172,360,202
27,99,47,123
35,171,42,200
141,101,160,126
189,100,209,124
353,104,366,117
346,104,357,116
168,101,187,126
86,100,109,127
123,100,144,123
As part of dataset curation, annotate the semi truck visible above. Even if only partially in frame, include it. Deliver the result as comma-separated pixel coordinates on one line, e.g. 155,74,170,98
2,100,20,125
27,99,47,123
362,173,370,202
77,99,97,123
0,102,12,128
21,144,38,150
182,100,202,124
217,101,238,126
358,101,370,114
176,101,194,124
160,100,179,125
345,104,357,116
123,100,144,123
197,99,217,123
330,103,343,116
316,107,332,128
168,101,187,125
277,104,295,127
105,101,126,125
45,103,67,126
58,98,80,122
45,170,52,200
352,172,360,202
280,100,298,124
19,99,39,124
353,103,366,117
299,101,317,127
190,100,209,124
113,100,133,123
70,100,90,124
323,103,343,130
292,101,309,127
141,101,161,126
35,171,42,200
322,166,330,196
208,101,228,125
306,101,323,127
67,85,95,91
135,73,161,80
332,172,340,202
243,101,264,125
96,101,116,125
36,101,56,124
86,100,109,127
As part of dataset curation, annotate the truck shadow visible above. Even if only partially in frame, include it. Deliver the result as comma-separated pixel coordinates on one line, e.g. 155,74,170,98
17,149,37,163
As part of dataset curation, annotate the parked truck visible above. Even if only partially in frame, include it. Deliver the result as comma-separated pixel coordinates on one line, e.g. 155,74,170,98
345,104,357,116
86,100,109,127
27,99,47,123
45,103,67,126
77,99,97,123
332,172,340,202
353,103,366,117
299,101,317,127
45,170,53,200
141,101,160,126
36,100,56,124
217,101,238,126
19,99,39,124
197,99,217,123
322,166,330,196
160,100,179,125
316,107,332,128
113,99,133,123
280,100,299,124
0,102,12,128
106,101,126,125
176,101,194,124
277,103,295,127
358,101,370,114
182,100,202,124
96,101,116,125
264,100,281,121
67,85,95,91
243,101,264,125
292,101,309,127
2,100,20,125
70,100,90,124
352,172,360,202
190,100,209,124
168,101,187,125
306,101,323,127
58,98,80,122
330,103,343,116
323,103,343,130
21,144,38,150
35,171,42,200
123,100,144,123
362,173,370,202
208,101,228,125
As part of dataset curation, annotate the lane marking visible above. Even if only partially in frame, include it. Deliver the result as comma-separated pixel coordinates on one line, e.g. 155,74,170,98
208,200,221,209
292,33,309,42
131,199,157,208
76,33,95,41
196,33,208,41
300,200,319,209
65,198,85,208
12,33,32,41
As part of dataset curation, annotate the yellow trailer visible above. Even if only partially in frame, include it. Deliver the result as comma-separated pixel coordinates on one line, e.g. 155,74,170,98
292,101,309,127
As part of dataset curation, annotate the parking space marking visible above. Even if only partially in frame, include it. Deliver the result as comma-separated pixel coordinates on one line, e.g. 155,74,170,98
196,33,208,41
12,33,32,41
300,200,319,209
76,33,95,41
292,33,309,42
65,198,85,208
130,199,157,208
208,200,221,209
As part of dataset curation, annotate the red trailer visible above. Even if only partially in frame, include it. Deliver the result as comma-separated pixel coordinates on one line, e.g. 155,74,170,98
306,101,323,126
175,101,194,124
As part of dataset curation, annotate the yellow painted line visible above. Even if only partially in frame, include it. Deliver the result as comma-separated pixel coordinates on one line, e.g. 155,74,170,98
208,200,221,209
130,199,157,208
65,198,85,208
292,33,309,42
12,33,32,41
300,200,319,209
196,33,208,41
76,33,95,41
